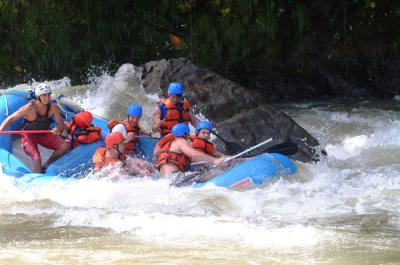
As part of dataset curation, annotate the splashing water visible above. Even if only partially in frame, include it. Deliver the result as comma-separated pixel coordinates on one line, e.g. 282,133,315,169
1,71,400,264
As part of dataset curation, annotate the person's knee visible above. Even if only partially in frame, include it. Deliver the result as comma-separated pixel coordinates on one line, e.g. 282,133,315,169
59,142,70,153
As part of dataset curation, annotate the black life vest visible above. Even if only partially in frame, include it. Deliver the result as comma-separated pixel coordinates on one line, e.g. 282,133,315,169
23,102,51,130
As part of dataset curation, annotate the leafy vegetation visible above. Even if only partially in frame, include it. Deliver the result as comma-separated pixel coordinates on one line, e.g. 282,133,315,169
0,0,399,83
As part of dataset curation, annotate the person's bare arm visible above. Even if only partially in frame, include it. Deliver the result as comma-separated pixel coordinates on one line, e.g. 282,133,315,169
179,139,223,165
151,107,162,133
0,103,31,131
153,142,161,161
139,128,153,136
50,104,65,135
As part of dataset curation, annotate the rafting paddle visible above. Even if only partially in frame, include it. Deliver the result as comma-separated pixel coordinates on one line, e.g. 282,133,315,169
190,139,298,167
0,130,50,135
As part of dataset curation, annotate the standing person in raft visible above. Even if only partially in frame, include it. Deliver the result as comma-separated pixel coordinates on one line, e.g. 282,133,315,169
153,123,224,179
0,83,70,173
151,82,199,138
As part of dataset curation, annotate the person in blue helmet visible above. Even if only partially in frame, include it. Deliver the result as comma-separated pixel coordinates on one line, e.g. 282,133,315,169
153,123,224,177
189,120,226,158
108,103,152,156
107,103,155,176
152,82,199,138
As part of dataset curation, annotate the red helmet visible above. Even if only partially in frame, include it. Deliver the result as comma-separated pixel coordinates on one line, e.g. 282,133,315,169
105,132,125,148
73,111,93,128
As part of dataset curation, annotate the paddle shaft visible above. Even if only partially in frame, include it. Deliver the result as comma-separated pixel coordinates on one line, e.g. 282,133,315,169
222,138,273,164
0,130,50,135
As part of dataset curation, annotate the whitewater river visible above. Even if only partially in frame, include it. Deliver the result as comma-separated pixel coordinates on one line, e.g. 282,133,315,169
1,65,399,264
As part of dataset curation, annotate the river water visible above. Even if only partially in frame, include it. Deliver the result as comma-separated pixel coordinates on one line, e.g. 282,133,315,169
1,64,399,264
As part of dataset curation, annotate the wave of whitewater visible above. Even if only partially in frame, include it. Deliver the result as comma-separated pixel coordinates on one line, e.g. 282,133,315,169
1,64,399,264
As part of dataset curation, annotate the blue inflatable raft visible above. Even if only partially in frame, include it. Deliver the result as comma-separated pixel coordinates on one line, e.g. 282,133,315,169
193,153,296,190
0,90,155,183
0,90,296,189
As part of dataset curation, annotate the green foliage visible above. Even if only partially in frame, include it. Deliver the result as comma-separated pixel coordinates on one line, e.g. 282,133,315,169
0,0,399,83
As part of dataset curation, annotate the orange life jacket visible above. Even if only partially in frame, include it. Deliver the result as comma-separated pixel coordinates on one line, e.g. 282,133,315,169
65,120,102,145
158,98,191,135
156,134,189,172
107,120,140,152
93,147,127,170
189,135,215,155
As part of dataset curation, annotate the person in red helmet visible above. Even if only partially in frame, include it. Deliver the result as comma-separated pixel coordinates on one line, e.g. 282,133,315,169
93,132,154,176
64,111,102,148
0,83,70,173
93,132,127,170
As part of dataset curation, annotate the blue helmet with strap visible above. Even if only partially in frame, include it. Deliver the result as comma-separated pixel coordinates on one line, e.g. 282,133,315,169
127,104,142,118
171,123,190,137
167,82,183,95
195,121,213,133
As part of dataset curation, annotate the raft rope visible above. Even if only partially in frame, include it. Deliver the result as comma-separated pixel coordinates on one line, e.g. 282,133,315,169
54,94,75,121
0,90,32,100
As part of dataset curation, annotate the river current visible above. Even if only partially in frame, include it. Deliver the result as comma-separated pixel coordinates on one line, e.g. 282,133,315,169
0,64,399,264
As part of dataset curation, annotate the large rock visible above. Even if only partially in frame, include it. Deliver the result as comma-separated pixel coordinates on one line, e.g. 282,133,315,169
139,58,323,162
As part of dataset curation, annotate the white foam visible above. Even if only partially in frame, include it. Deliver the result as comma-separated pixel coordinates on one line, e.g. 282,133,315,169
393,95,400,101
326,135,368,160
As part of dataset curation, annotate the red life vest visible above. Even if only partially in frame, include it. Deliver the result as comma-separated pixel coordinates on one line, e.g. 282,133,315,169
107,120,140,153
65,113,102,146
156,134,189,172
158,98,191,135
189,135,215,155
93,147,127,170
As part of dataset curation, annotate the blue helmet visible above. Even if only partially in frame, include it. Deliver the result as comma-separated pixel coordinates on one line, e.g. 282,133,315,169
171,123,190,137
195,121,213,133
127,104,142,118
167,82,183,95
